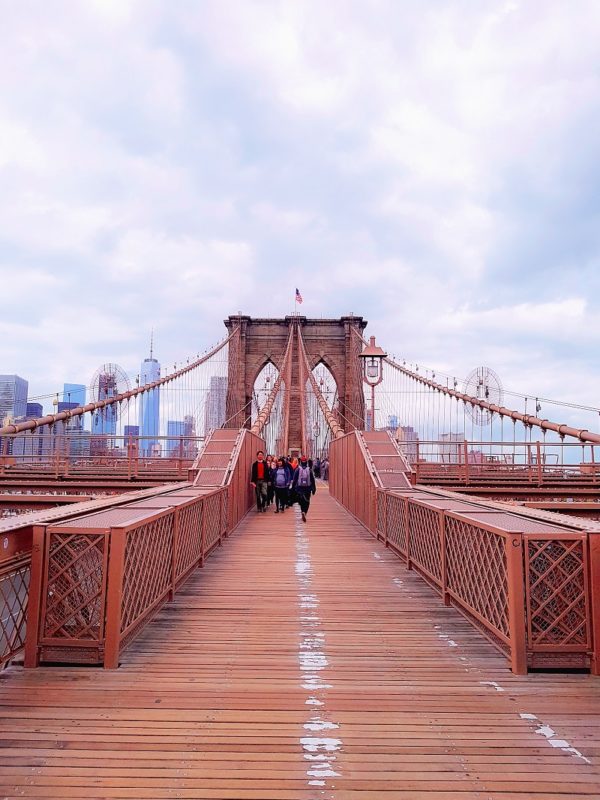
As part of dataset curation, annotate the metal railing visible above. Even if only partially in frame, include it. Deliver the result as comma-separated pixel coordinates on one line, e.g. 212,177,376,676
0,482,192,669
0,434,204,481
331,430,600,674
329,431,380,532
0,554,30,668
402,439,600,486
22,429,261,669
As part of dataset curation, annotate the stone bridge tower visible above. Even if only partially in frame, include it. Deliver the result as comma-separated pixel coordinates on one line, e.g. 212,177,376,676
224,315,367,448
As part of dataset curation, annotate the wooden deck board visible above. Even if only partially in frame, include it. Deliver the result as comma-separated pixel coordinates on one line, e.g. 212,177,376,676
1,486,599,798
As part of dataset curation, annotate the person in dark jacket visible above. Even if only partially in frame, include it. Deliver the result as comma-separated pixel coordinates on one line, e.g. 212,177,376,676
291,455,316,522
250,450,269,512
282,457,294,507
273,457,291,513
265,455,275,507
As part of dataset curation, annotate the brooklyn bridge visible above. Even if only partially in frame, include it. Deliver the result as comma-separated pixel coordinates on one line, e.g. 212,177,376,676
1,313,599,797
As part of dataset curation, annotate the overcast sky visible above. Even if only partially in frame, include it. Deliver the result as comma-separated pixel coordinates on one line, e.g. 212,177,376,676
1,1,599,421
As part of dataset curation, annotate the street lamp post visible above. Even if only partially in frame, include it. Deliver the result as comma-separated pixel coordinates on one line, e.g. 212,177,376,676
359,336,387,432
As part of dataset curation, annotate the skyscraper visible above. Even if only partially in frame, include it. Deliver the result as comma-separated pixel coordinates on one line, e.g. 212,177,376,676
63,383,86,407
26,402,43,418
204,375,227,435
56,398,89,458
396,425,419,464
12,400,52,461
91,370,119,438
139,347,161,455
439,432,465,464
167,417,196,458
0,375,28,426
167,420,186,456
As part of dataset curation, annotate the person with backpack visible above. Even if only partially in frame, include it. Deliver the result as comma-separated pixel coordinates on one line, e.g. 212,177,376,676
291,455,316,523
273,457,291,513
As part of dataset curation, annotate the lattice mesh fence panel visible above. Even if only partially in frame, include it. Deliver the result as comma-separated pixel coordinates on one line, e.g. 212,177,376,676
0,559,30,663
445,517,509,639
175,501,203,581
386,495,408,555
44,534,106,640
526,538,589,647
204,492,222,551
120,515,174,634
408,503,442,583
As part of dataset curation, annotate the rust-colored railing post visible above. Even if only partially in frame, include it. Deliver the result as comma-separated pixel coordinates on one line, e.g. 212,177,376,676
103,529,127,669
170,509,179,601
589,533,600,675
440,511,450,606
222,488,228,539
218,490,224,545
535,440,543,486
199,501,206,568
505,533,527,675
53,432,60,478
463,440,470,484
383,490,389,547
127,436,133,480
405,498,412,570
23,525,47,668
63,435,70,477
178,437,184,478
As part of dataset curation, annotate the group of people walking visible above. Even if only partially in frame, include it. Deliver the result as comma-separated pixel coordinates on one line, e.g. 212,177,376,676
250,451,317,522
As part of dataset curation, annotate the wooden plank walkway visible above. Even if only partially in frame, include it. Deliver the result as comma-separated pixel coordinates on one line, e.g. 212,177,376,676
1,486,600,798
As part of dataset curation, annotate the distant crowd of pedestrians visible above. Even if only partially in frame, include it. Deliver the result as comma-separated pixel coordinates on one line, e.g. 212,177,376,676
250,451,329,523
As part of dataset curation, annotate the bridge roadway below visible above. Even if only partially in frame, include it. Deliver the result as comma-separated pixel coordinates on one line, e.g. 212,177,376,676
1,487,600,798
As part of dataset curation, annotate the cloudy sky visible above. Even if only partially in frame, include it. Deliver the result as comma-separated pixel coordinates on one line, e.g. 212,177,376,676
1,0,599,422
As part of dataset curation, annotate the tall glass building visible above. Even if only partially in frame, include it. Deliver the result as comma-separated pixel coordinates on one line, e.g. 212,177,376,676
166,417,195,457
63,383,86,407
204,375,227,435
0,374,28,426
139,355,160,455
91,371,119,439
166,420,186,456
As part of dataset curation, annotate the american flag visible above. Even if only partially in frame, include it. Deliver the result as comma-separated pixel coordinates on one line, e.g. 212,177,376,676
295,288,303,304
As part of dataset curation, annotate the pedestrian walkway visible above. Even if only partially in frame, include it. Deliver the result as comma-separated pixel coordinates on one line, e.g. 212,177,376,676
1,487,599,797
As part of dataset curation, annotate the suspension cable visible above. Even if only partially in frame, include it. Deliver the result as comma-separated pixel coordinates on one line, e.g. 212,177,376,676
250,328,293,436
351,328,600,445
0,328,239,436
298,328,344,439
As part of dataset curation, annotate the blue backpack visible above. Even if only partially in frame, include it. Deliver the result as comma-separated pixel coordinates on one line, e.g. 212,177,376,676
275,468,287,488
297,465,311,488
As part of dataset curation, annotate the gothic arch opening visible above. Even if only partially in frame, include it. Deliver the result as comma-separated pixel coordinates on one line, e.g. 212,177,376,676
252,360,283,455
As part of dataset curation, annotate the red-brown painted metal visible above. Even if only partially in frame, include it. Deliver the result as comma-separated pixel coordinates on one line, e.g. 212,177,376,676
330,429,600,673
23,429,262,668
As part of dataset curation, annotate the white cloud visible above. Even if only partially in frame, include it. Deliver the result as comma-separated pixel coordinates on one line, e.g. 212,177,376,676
1,0,599,421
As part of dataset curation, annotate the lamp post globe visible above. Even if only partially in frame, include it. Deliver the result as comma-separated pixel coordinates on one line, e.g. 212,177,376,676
359,336,387,431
